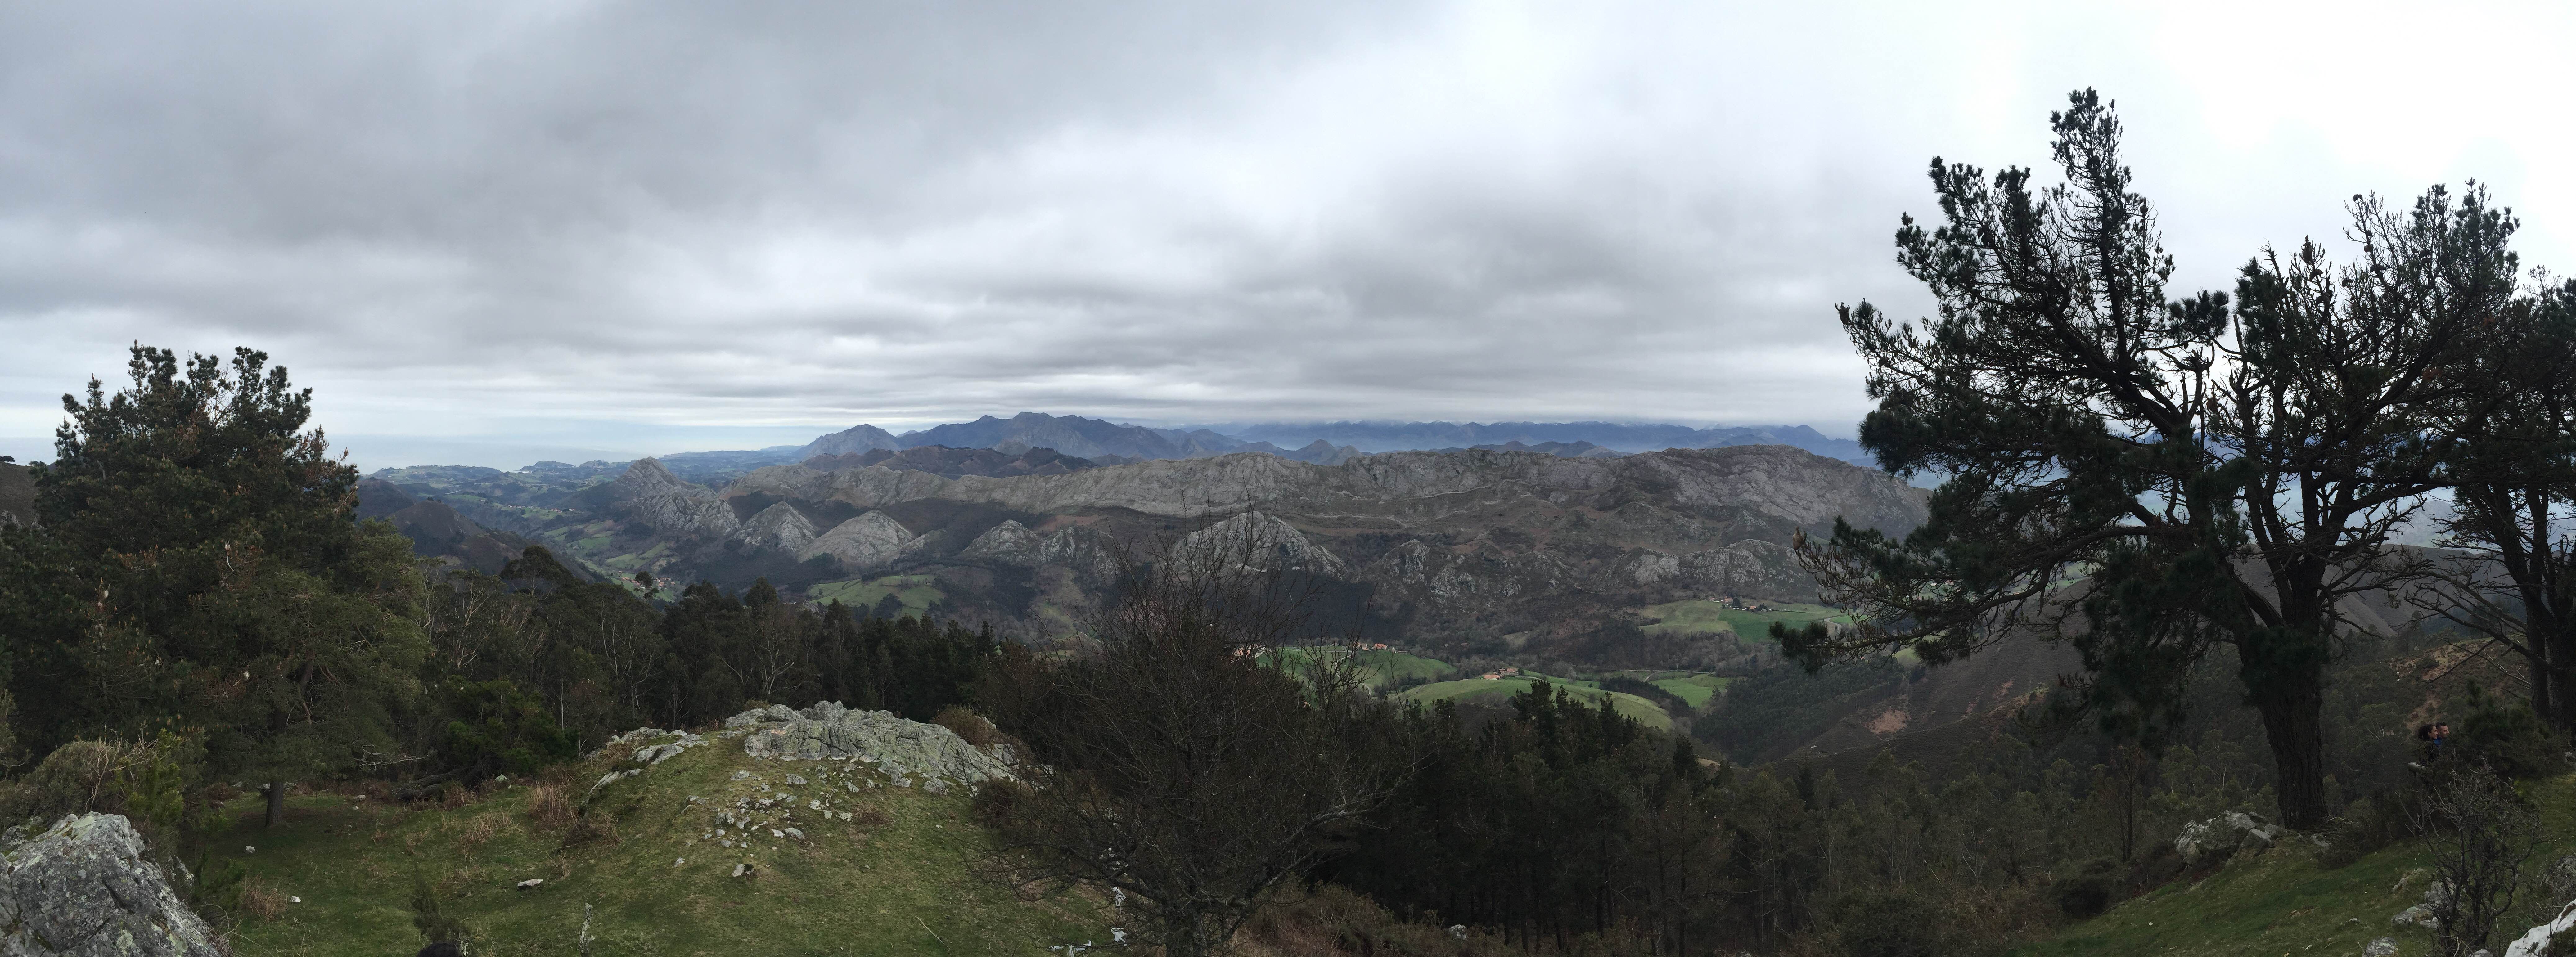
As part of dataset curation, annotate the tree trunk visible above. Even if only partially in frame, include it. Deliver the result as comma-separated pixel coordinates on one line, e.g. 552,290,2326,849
264,778,287,828
2249,673,2329,829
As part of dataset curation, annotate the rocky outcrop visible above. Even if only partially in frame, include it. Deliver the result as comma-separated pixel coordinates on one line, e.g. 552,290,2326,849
724,702,1011,795
796,511,916,573
2504,898,2576,956
610,458,741,540
961,519,1045,564
2175,811,2296,864
729,445,1922,537
737,502,818,553
0,813,223,956
1173,511,1345,574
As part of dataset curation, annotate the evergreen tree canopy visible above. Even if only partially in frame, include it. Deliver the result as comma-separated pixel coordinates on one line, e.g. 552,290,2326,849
12,345,426,825
1787,90,2523,828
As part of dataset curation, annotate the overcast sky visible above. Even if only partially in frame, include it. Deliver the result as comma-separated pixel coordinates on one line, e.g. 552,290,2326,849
2,1,2569,470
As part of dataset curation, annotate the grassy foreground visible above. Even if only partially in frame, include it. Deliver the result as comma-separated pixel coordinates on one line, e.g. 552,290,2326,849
2019,775,2576,957
219,733,1111,956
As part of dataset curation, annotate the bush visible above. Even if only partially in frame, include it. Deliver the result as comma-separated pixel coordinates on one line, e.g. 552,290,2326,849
934,706,998,748
2450,683,2563,780
410,880,468,944
436,678,579,785
525,784,574,832
1829,891,1954,957
2052,858,2121,918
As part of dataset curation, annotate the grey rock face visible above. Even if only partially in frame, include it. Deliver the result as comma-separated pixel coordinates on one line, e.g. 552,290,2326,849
736,502,818,553
960,519,1044,564
0,813,222,956
728,701,1012,789
797,512,916,572
1173,511,1344,574
611,458,741,540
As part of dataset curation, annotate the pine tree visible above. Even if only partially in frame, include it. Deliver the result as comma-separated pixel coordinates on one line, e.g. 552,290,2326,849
1787,91,2513,828
18,345,426,827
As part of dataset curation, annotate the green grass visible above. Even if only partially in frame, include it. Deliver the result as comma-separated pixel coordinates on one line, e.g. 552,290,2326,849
2017,775,2576,957
1638,599,1850,640
221,734,1109,956
1650,674,1733,708
1396,676,1673,730
1259,647,1457,689
807,575,945,613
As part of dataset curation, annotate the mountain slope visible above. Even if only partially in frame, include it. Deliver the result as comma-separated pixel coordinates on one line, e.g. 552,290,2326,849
702,444,1925,663
1214,420,1873,464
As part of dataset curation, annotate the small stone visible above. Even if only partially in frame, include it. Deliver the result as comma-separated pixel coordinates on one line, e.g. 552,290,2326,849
732,771,751,780
674,857,685,867
288,896,301,904
517,878,544,890
732,863,746,877
2363,938,2398,957
244,845,255,854
770,829,784,838
784,828,804,840
785,773,808,785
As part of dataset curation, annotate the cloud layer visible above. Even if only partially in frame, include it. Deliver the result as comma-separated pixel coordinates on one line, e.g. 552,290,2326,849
3,0,2571,468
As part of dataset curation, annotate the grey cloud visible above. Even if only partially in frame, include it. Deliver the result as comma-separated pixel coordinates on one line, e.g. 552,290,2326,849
5,1,2557,470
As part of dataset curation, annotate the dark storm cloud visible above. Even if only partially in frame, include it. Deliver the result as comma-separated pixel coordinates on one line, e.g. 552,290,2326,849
2,1,2569,468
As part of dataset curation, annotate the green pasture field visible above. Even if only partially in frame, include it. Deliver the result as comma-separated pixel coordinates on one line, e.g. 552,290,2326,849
1396,676,1673,731
1638,599,1852,640
806,575,945,614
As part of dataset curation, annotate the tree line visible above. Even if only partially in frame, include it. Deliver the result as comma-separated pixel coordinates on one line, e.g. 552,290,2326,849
0,345,988,831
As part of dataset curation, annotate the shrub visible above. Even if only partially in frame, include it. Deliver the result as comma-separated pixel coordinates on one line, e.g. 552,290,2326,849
1829,891,1954,957
410,880,468,944
2450,683,2563,780
2052,857,2121,917
934,706,998,748
237,881,288,922
525,784,574,832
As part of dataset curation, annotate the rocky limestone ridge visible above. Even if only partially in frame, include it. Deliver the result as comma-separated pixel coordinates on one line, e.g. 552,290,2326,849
722,702,1012,795
609,458,741,540
796,511,918,573
1173,510,1346,575
726,444,1923,534
2174,810,2300,865
736,502,819,553
0,813,223,956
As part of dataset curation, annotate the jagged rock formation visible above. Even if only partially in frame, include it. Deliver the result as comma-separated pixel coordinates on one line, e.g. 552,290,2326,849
723,702,1011,795
0,813,223,956
797,511,916,573
606,458,741,540
737,502,819,553
1174,510,1345,574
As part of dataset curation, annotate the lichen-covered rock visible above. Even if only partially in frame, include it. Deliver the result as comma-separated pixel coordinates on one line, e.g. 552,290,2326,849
0,813,222,956
2363,937,2398,957
2174,810,2295,864
726,701,1012,789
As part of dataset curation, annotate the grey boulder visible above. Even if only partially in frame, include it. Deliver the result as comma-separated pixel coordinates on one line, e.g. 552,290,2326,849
0,813,222,956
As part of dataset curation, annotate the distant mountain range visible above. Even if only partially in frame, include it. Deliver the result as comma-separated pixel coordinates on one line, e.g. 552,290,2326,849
624,412,1871,485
